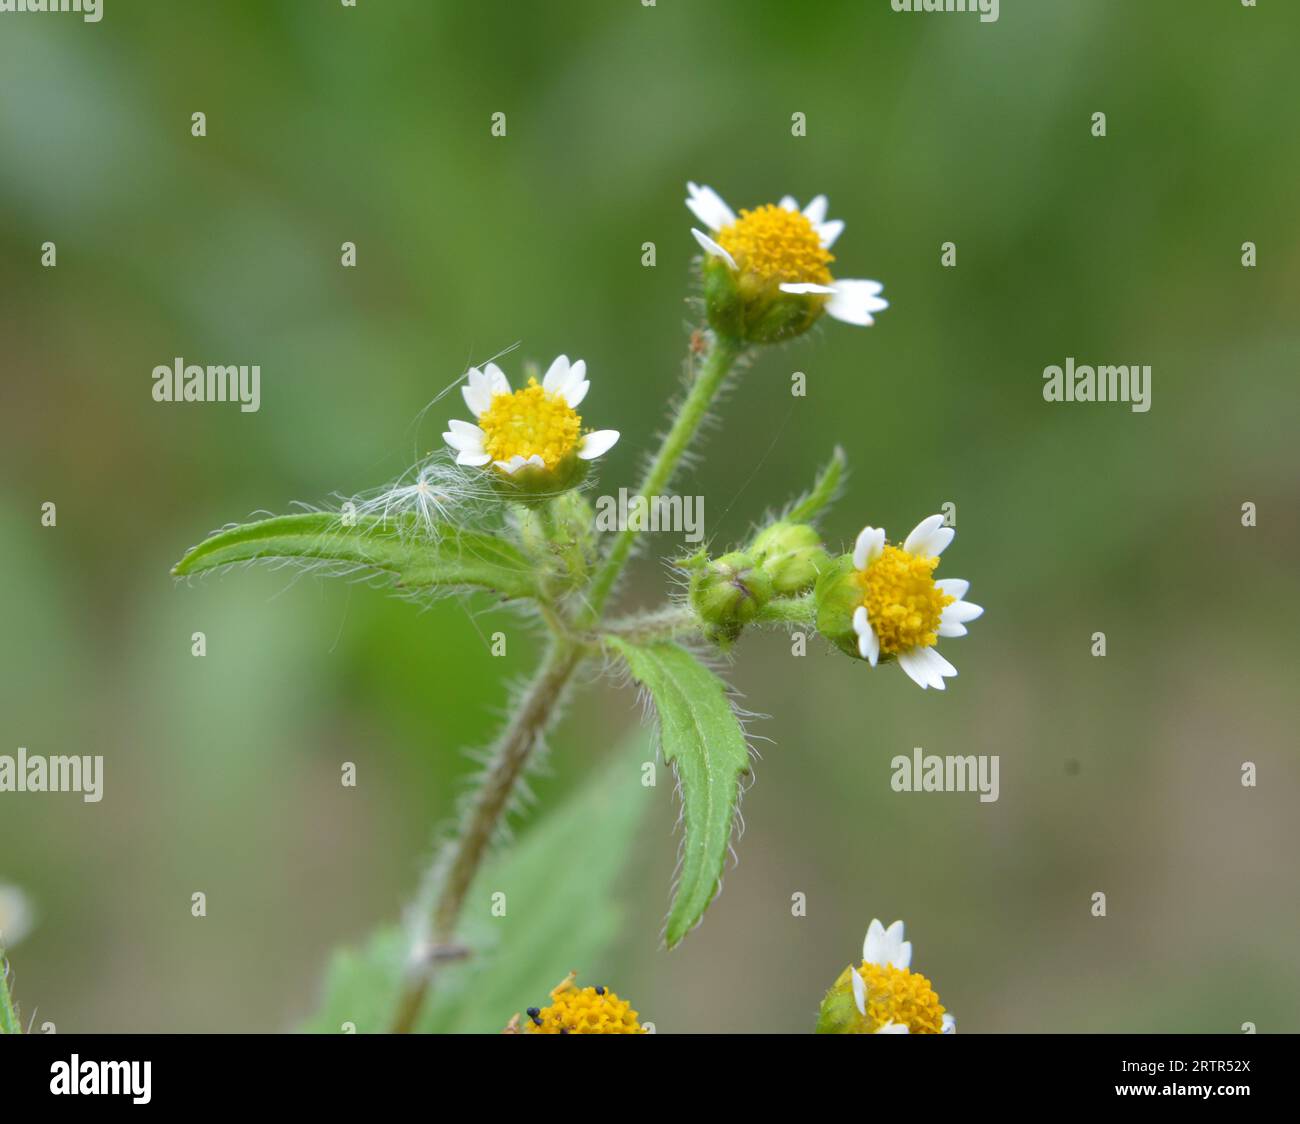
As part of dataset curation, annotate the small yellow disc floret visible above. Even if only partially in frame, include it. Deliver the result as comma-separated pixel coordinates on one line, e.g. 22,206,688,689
843,962,947,1034
523,978,644,1035
478,378,581,470
717,204,834,286
861,544,953,655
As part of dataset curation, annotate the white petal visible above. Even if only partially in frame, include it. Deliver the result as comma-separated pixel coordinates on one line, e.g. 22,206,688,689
455,450,491,467
442,421,485,453
482,363,511,396
578,429,620,460
826,279,889,327
779,282,837,294
942,1013,957,1034
883,920,911,969
563,358,587,391
875,1020,909,1034
853,525,886,571
691,228,737,270
903,514,954,558
802,194,829,226
685,182,735,231
818,219,845,248
936,578,969,600
927,648,958,680
778,194,798,211
495,455,528,474
850,968,867,1016
461,368,492,416
945,599,984,623
542,354,571,392
853,606,880,667
863,919,887,965
897,648,932,690
939,596,982,637
562,380,589,408
912,647,955,690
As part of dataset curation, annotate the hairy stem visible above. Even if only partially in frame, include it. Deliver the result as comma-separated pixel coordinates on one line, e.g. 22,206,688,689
0,954,20,1035
390,639,582,1033
581,333,744,623
393,334,745,1032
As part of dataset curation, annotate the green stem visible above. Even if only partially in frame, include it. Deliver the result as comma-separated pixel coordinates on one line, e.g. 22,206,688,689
0,952,21,1035
598,594,815,646
390,638,582,1033
756,593,816,626
581,334,744,624
392,335,745,1032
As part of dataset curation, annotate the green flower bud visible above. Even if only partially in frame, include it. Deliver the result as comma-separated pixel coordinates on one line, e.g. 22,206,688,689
487,453,589,504
748,521,830,595
815,968,864,1034
813,553,865,658
703,257,823,346
688,549,774,645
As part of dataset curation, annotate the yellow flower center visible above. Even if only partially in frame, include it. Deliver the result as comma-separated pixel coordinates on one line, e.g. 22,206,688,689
524,984,644,1034
861,544,953,655
845,962,947,1034
478,378,581,470
716,204,834,286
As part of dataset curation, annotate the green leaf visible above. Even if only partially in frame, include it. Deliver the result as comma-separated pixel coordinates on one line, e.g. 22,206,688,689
785,444,847,524
172,513,539,600
302,733,651,1033
0,952,21,1035
607,638,750,948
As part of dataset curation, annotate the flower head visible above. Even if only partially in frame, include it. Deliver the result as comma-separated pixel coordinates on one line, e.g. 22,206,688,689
817,919,956,1035
687,182,887,343
815,514,983,689
516,972,646,1035
443,356,619,495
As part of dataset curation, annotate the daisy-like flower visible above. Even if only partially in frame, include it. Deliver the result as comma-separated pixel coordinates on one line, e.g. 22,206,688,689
510,972,647,1035
816,919,957,1035
442,356,619,494
816,514,983,689
850,515,983,689
686,182,888,343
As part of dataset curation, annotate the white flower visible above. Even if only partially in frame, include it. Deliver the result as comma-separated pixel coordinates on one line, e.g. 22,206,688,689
442,355,619,477
853,918,957,1035
863,917,912,969
0,883,34,948
850,514,983,690
686,182,889,327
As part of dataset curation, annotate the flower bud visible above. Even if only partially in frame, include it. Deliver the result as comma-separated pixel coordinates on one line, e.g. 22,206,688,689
813,553,867,658
748,520,830,595
687,549,773,645
815,967,865,1034
703,256,823,345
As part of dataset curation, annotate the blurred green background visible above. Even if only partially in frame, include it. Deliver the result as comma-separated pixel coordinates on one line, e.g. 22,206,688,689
2,0,1297,1033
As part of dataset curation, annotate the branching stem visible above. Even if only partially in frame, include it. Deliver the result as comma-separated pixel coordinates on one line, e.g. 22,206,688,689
392,333,745,1032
